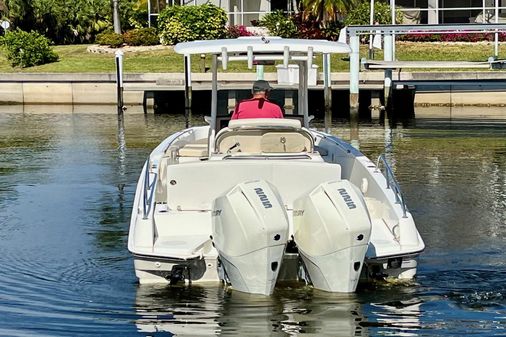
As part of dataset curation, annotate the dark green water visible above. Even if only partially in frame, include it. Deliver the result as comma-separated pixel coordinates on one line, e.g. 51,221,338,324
0,109,505,336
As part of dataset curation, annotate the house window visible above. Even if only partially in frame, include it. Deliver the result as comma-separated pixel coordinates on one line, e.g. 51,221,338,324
395,0,506,24
439,0,483,23
397,0,429,23
271,0,290,11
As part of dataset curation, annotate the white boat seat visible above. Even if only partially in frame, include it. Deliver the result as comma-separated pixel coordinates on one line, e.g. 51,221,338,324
217,131,262,153
216,118,313,154
217,130,313,154
228,118,301,129
178,143,208,157
261,132,310,153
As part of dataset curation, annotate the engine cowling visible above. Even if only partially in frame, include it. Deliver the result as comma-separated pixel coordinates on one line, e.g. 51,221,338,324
293,180,372,292
212,180,289,295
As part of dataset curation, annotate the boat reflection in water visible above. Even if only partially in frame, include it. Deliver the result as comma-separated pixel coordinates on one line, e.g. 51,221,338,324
135,285,222,336
369,298,423,337
134,284,368,336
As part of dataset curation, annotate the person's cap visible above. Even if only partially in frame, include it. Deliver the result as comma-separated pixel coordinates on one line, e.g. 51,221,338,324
252,80,273,92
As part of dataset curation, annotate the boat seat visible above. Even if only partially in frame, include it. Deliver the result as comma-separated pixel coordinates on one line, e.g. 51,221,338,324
216,118,313,154
261,132,310,153
178,143,208,157
217,131,263,153
228,118,302,129
217,130,313,154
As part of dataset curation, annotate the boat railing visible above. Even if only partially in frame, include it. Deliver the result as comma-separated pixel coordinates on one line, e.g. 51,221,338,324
143,159,158,220
376,154,407,218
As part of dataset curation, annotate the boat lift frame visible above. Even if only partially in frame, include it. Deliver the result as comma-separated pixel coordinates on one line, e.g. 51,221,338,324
346,23,506,111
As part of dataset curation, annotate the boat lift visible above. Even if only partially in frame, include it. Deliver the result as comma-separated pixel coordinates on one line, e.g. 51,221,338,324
346,23,506,109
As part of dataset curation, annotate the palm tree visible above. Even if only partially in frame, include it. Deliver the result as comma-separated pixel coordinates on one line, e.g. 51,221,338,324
301,0,358,26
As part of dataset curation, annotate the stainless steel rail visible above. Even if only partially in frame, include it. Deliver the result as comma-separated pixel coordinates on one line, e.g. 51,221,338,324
140,129,194,219
376,154,407,218
142,159,157,220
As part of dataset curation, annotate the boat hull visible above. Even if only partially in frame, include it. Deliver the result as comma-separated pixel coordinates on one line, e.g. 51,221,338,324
132,255,219,285
128,122,425,294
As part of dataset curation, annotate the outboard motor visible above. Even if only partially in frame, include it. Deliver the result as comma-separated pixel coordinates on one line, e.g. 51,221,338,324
293,180,372,292
212,180,289,295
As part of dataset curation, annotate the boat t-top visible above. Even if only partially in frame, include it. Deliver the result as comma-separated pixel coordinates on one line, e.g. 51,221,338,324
128,37,425,295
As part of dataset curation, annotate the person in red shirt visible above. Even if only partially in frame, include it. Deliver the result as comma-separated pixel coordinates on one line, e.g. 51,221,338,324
231,80,284,120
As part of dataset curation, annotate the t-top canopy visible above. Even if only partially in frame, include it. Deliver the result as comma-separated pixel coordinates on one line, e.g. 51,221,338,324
174,37,351,55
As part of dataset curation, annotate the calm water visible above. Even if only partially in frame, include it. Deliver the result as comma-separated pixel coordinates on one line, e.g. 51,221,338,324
0,107,505,336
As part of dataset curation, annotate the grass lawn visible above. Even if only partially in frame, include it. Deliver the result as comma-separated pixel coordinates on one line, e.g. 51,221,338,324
0,42,505,73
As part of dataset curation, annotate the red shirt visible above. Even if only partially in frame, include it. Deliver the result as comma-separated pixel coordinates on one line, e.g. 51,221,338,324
231,98,283,120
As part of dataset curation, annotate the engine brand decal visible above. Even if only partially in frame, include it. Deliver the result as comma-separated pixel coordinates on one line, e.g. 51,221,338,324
338,188,356,209
293,210,304,216
254,187,273,208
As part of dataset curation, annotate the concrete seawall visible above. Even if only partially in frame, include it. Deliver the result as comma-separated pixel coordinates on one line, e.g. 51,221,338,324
1,71,506,107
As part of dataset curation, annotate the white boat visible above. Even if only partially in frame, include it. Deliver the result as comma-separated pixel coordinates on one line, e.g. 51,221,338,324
128,37,425,296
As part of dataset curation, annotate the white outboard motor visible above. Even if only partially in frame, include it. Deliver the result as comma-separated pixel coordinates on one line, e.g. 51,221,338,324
212,180,289,295
293,180,372,293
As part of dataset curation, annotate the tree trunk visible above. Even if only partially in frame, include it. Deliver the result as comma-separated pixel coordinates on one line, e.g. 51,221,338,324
113,0,121,34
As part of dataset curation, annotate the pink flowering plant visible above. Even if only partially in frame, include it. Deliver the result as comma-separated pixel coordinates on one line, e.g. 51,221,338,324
226,25,256,38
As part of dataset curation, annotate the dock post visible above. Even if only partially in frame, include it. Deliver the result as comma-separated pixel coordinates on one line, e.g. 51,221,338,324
115,50,124,115
284,91,294,115
256,65,264,80
349,33,360,119
298,62,309,128
227,90,236,115
200,54,206,72
323,53,332,133
184,54,192,128
383,33,393,110
495,0,499,57
209,54,218,156
390,0,396,59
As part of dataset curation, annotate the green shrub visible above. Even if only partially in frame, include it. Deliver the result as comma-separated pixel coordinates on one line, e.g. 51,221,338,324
1,29,58,68
123,27,159,46
344,2,403,26
122,0,150,30
158,4,227,45
259,10,297,38
321,20,342,41
96,32,124,48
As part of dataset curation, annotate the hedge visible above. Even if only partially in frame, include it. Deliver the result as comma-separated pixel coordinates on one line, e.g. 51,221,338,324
158,4,227,45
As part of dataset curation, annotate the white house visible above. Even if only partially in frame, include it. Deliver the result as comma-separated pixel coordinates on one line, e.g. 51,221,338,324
148,0,297,26
148,0,506,26
396,0,506,24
